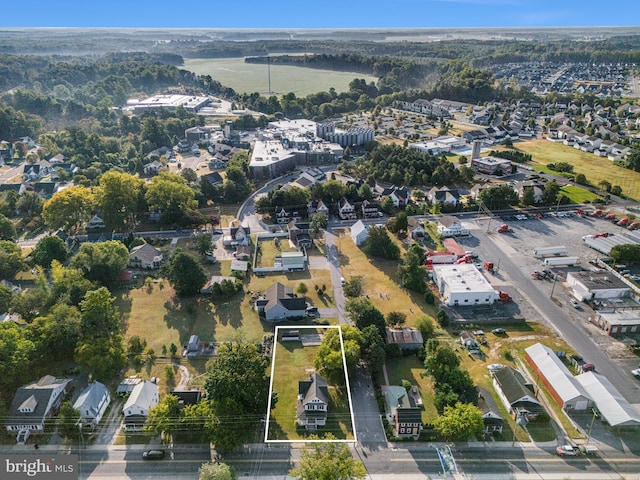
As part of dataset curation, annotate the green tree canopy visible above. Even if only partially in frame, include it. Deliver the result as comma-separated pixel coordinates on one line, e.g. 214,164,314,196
0,214,16,240
362,225,400,260
315,326,361,383
28,303,81,362
345,298,386,339
74,333,126,382
32,235,68,268
289,433,366,480
79,287,121,339
145,172,198,225
162,249,207,296
57,400,82,440
433,402,484,442
198,462,237,480
146,394,181,439
71,240,129,287
42,186,94,231
610,244,640,264
0,240,25,279
397,242,426,293
0,322,35,389
94,171,145,230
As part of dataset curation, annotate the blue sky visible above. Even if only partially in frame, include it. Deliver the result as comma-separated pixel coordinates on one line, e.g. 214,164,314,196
3,0,639,28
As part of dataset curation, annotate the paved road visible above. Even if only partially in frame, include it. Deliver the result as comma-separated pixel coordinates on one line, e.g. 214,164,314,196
324,230,348,325
470,219,640,409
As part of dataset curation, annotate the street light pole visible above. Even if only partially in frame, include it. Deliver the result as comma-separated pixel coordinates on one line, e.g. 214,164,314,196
586,408,598,445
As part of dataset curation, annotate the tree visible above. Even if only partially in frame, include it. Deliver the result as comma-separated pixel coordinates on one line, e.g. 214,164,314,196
193,233,214,256
386,212,408,234
541,180,561,206
79,287,121,339
204,342,270,415
521,187,535,206
208,397,255,452
360,324,386,376
71,241,129,287
32,236,68,268
181,168,198,184
0,240,25,279
598,180,612,193
397,242,426,293
310,212,328,235
94,171,145,230
50,261,95,306
28,304,81,362
199,462,237,480
362,225,400,260
42,186,94,231
145,172,198,225
146,394,181,439
57,401,81,440
0,214,16,240
163,249,207,296
315,326,361,383
611,185,622,196
289,433,366,480
75,334,126,382
415,315,434,340
0,322,35,389
610,244,640,265
386,311,406,327
296,282,308,296
574,173,587,185
345,298,386,339
478,185,519,210
433,402,484,442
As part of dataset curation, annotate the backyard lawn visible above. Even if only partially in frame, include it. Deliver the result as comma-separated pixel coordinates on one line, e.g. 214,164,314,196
267,334,355,441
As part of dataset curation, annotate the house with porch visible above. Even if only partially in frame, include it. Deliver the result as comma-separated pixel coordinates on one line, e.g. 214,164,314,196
129,243,163,269
255,282,307,322
73,382,111,429
296,373,329,431
122,380,159,432
382,385,423,439
338,197,357,220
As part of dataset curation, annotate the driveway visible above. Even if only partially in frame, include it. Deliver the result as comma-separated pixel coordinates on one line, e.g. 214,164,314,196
350,365,388,451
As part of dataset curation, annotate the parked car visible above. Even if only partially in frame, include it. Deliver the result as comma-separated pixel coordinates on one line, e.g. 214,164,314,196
491,328,506,335
631,368,640,378
142,449,165,460
487,364,504,373
570,299,580,308
556,445,580,456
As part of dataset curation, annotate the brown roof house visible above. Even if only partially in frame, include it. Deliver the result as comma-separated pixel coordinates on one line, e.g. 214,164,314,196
382,385,423,439
386,327,424,351
255,282,307,322
296,373,329,431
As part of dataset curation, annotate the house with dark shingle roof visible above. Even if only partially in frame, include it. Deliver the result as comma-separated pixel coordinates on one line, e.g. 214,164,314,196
492,366,545,419
382,385,423,439
296,373,329,430
477,386,504,434
129,243,163,269
6,375,71,439
255,282,307,322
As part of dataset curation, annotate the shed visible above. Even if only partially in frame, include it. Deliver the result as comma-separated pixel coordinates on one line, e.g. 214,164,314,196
575,372,640,427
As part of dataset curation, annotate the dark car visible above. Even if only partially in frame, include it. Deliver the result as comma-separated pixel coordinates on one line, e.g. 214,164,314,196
142,449,165,460
492,328,506,335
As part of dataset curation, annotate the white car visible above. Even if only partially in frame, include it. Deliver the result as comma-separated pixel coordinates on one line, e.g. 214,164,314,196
487,364,504,373
570,299,580,308
632,368,640,378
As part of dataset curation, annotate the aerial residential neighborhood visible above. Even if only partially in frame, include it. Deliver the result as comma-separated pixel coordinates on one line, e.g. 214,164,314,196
1,25,640,480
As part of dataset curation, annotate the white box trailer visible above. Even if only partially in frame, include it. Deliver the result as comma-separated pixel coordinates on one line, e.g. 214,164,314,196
533,246,568,256
543,256,579,266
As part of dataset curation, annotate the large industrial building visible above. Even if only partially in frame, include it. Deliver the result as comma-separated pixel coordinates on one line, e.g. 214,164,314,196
567,271,631,301
249,119,344,179
128,94,211,114
431,264,498,307
471,156,512,175
590,310,640,335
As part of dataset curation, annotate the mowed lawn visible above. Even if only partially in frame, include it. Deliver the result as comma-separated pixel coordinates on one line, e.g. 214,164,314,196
335,231,438,325
267,334,355,441
513,139,640,200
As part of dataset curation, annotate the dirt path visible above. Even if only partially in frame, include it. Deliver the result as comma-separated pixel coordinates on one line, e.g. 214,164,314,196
175,364,191,390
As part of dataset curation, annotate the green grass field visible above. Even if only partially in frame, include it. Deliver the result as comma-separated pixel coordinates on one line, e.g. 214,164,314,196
513,139,640,201
183,57,377,97
559,185,605,204
267,334,355,441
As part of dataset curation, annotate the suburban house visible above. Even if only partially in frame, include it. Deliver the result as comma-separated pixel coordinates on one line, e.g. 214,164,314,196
492,366,545,419
199,171,224,186
386,327,424,351
407,217,426,239
143,160,163,176
288,221,312,249
255,282,307,322
513,181,544,203
427,186,460,206
361,200,381,218
275,207,292,225
477,386,504,434
389,186,410,208
382,385,423,439
86,214,106,230
308,199,329,217
338,197,357,220
6,375,71,441
296,373,329,430
224,225,251,248
129,243,163,269
437,216,470,237
73,381,111,429
460,330,480,351
350,220,369,246
122,380,159,432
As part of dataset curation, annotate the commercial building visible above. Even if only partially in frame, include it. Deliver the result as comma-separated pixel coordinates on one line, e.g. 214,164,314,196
575,372,640,427
431,264,499,307
590,310,640,335
129,94,211,114
524,343,593,412
567,271,631,301
471,156,512,175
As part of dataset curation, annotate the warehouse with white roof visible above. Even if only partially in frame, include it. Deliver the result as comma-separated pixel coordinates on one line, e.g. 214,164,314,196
431,264,498,307
575,372,640,428
525,343,593,411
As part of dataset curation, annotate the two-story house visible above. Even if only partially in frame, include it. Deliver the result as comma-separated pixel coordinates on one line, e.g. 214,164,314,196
338,198,357,220
296,373,329,431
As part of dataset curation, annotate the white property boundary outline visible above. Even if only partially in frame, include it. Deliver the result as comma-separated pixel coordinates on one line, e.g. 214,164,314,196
264,325,358,443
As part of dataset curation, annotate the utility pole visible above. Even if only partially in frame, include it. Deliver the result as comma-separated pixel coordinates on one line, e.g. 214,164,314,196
586,408,599,445
550,273,558,299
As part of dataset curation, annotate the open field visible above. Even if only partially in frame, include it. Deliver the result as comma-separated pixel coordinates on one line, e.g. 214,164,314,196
267,333,355,441
183,57,377,97
559,185,605,204
513,139,640,200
